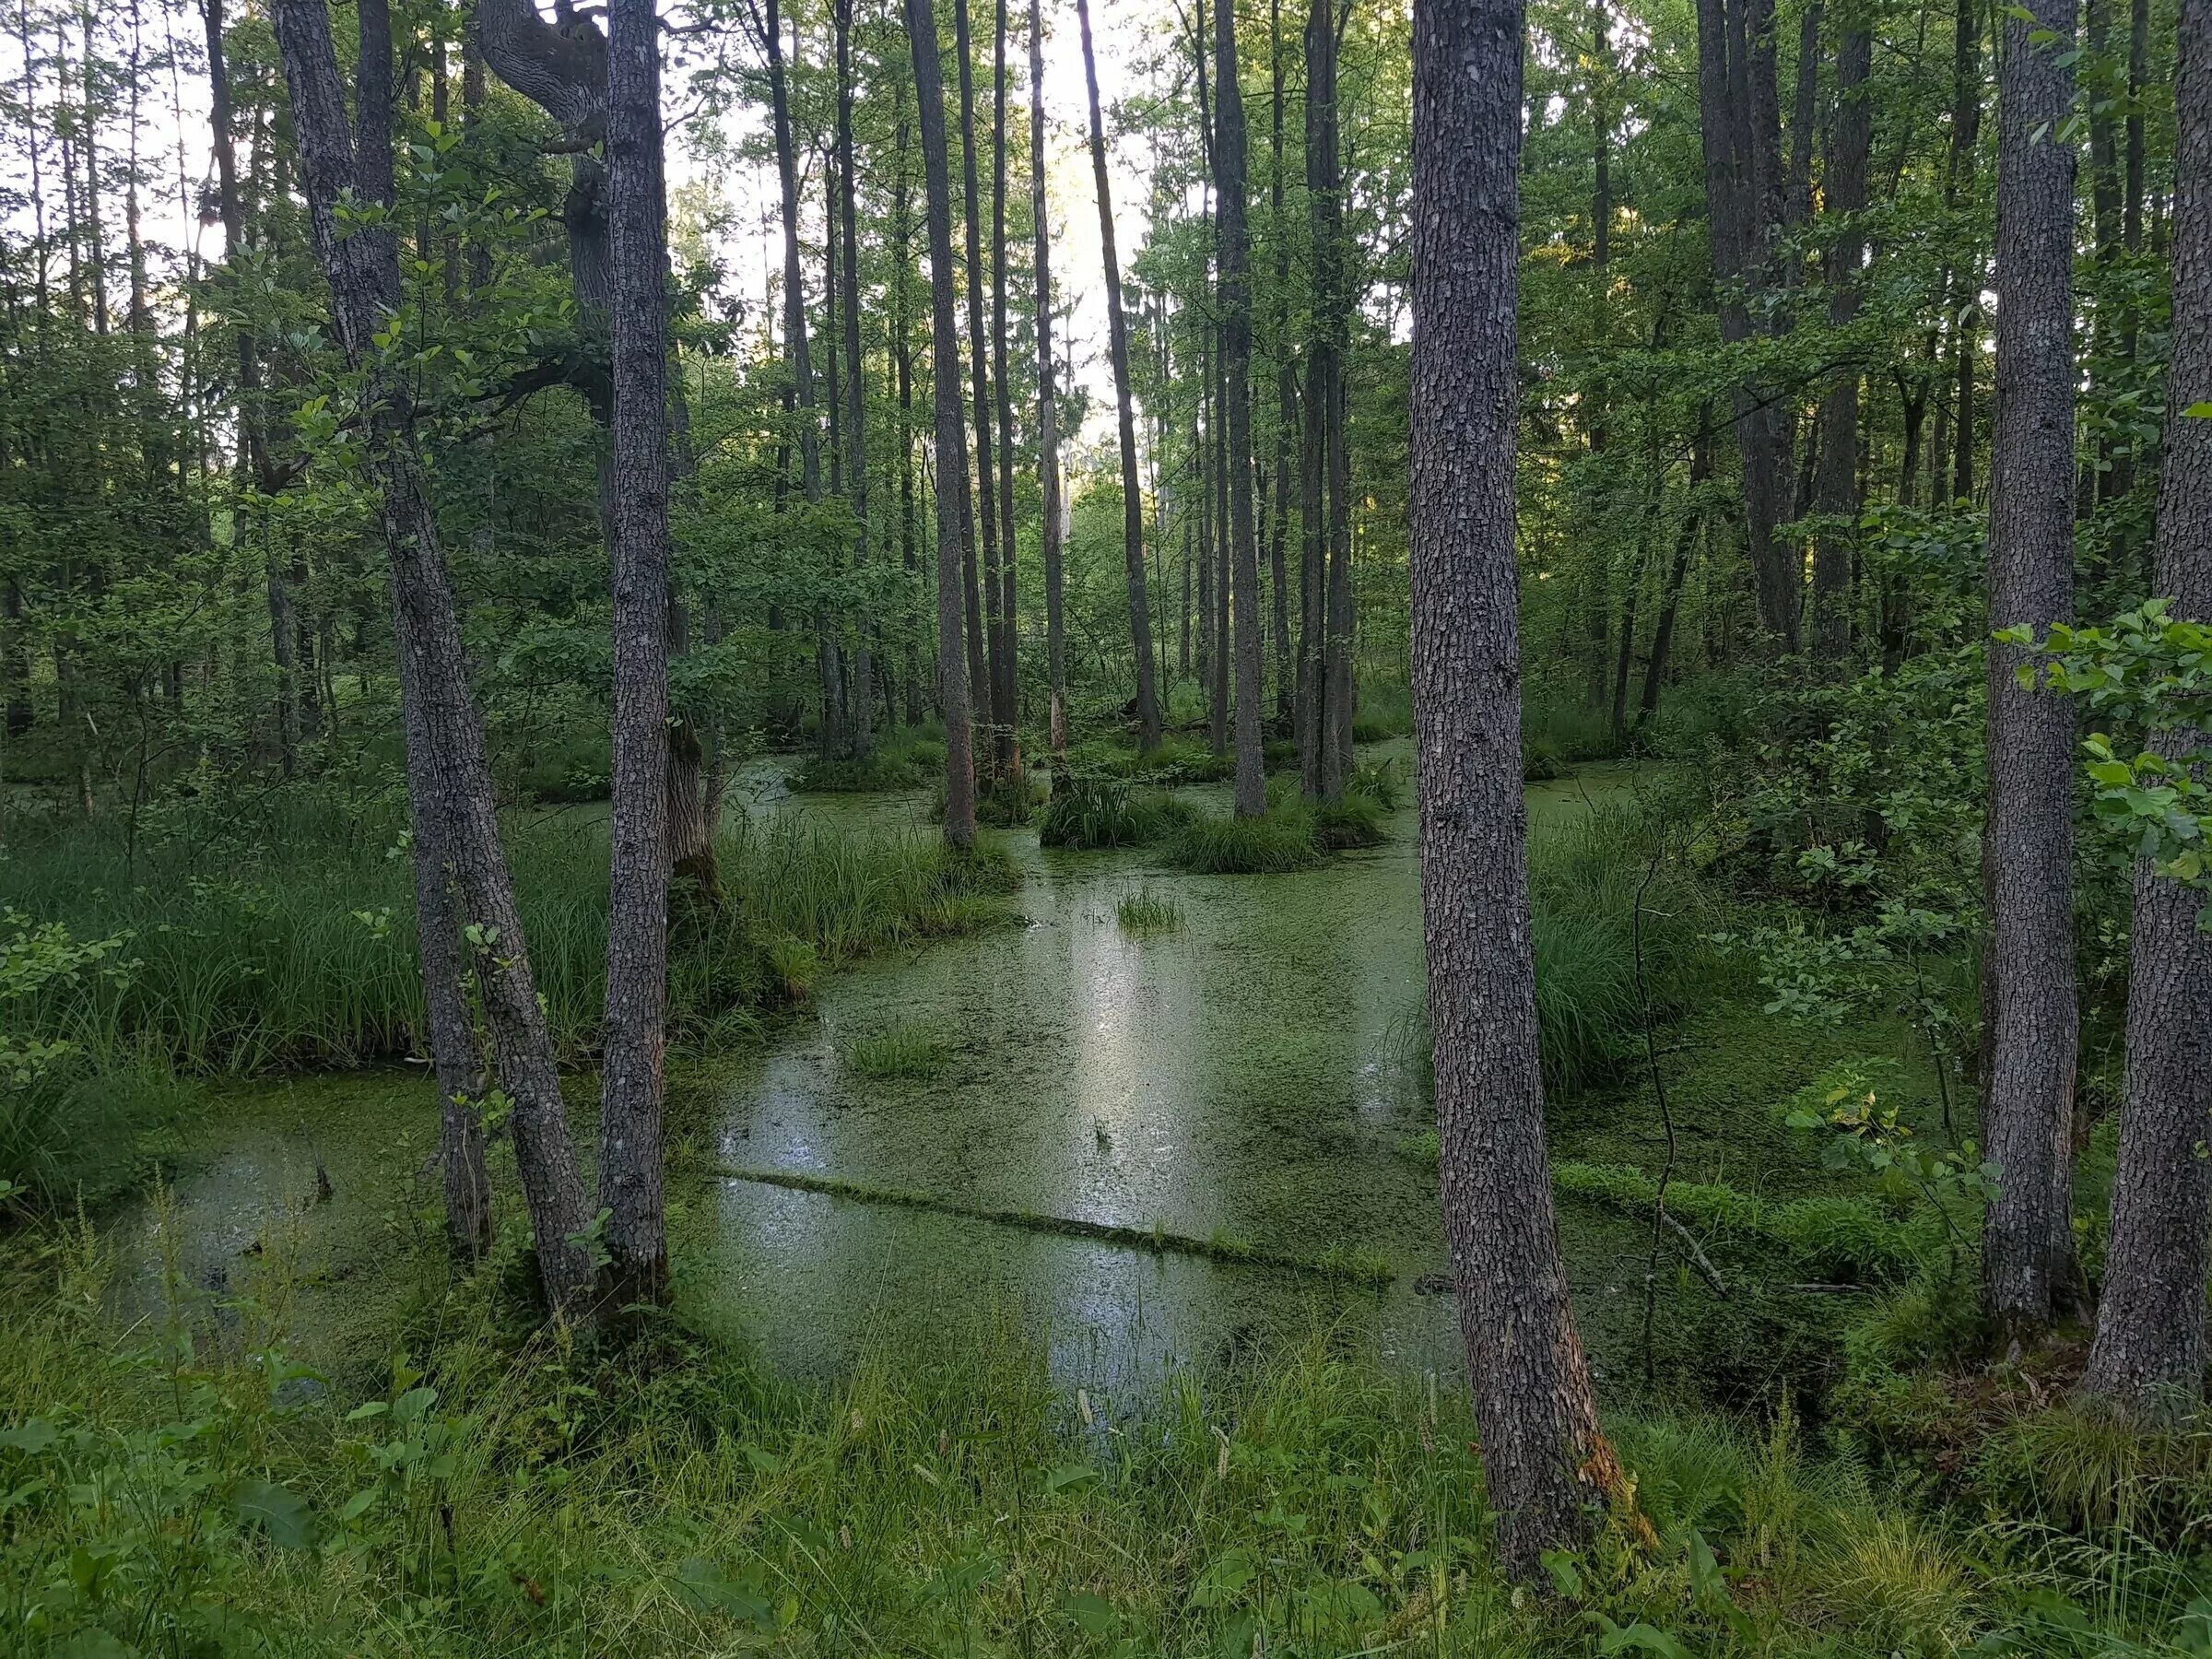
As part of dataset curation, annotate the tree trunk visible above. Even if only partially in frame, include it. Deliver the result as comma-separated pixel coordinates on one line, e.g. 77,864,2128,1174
906,0,981,844
1982,0,2081,1343
596,0,673,1311
1029,0,1065,755
1410,0,1627,1577
953,0,1001,756
1638,429,1712,727
990,0,1020,775
1309,0,1352,797
1077,0,1160,749
2079,0,2212,1415
272,0,597,1321
1811,22,1870,662
1216,0,1264,816
834,0,871,760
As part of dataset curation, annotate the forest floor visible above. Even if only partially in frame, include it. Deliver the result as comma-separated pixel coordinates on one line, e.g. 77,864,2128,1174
0,744,2197,1656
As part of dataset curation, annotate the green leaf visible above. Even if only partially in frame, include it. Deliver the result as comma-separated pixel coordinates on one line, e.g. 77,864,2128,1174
0,1418,57,1453
234,1478,315,1548
1045,1461,1100,1493
2183,402,2212,418
1190,1547,1257,1607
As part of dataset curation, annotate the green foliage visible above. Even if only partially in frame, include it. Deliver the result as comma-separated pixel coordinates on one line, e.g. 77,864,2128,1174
2006,601,2212,903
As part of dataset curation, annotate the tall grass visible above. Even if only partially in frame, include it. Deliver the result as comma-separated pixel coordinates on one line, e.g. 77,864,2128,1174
1404,794,1729,1093
0,808,1015,1077
1036,777,1196,849
1,1233,2196,1658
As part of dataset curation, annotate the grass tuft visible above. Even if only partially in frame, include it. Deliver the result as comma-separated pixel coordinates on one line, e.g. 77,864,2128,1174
845,1025,950,1080
1169,812,1324,875
1115,888,1184,935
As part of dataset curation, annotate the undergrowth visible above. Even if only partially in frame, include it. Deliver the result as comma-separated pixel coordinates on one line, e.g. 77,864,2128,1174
5,1225,2209,1657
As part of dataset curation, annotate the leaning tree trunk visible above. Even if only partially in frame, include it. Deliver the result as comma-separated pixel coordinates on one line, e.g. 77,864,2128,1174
2079,0,2212,1415
1029,0,1065,755
906,0,981,845
1216,0,1265,818
1077,0,1160,750
271,0,597,1321
597,0,674,1310
1409,0,1629,1578
1982,0,2081,1343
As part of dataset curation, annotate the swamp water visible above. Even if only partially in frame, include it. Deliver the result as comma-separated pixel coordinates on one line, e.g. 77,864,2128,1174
114,753,1661,1399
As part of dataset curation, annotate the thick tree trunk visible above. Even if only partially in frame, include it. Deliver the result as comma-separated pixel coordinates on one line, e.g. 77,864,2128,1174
1216,0,1265,817
1810,23,1870,662
1982,0,2081,1342
1029,0,1065,755
1410,0,1626,1578
906,0,981,844
2079,0,2212,1415
1269,0,1296,734
1077,0,1160,749
273,0,597,1322
596,0,673,1311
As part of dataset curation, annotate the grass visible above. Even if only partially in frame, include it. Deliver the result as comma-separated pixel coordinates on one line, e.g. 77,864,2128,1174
1036,777,1196,849
0,794,1017,1204
786,725,948,794
1114,888,1183,935
1169,811,1325,874
844,1024,951,1079
3,1223,2205,1657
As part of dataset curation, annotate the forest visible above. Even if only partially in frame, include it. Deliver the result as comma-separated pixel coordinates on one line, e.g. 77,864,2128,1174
1,0,2210,1643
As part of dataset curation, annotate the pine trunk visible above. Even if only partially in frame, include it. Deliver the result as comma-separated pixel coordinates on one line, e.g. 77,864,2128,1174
1410,0,1628,1577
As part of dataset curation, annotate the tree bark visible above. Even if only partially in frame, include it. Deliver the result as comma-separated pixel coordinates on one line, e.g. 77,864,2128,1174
2079,0,2212,1415
1410,0,1627,1578
272,0,597,1321
1077,0,1160,749
834,0,873,759
1982,0,2081,1342
953,0,1001,754
1216,0,1265,817
906,0,981,843
1811,20,1870,662
596,0,673,1310
1309,0,1352,797
990,0,1020,774
1029,0,1065,755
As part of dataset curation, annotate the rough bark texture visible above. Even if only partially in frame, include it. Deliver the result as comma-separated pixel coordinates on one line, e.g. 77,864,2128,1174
1811,21,1870,662
1217,0,1265,817
1410,0,1622,1579
1308,0,1352,796
990,0,1019,773
1077,0,1160,750
597,0,673,1310
272,0,596,1321
906,0,981,844
953,0,1001,748
836,0,873,759
1029,0,1065,754
1982,0,2081,1341
2079,0,2212,1414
